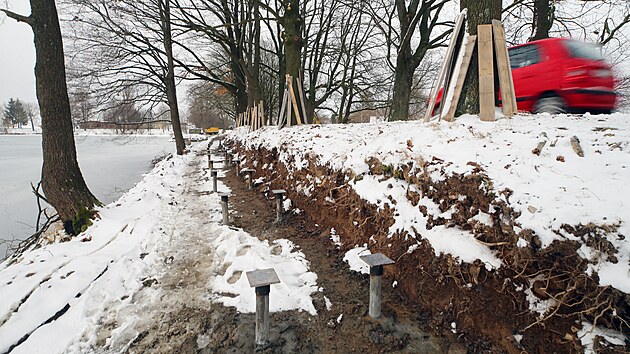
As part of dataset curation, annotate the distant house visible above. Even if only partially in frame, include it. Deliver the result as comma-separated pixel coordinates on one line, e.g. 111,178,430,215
347,108,387,124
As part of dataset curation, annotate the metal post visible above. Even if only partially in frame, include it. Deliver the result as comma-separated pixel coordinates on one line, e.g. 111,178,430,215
246,268,281,348
359,253,394,319
243,169,255,189
211,170,218,193
247,172,253,189
220,193,229,225
272,190,286,223
208,157,213,170
369,266,383,318
255,285,270,346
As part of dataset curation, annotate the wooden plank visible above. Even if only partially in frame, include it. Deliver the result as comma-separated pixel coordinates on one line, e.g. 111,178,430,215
478,24,495,122
287,75,303,125
423,10,467,122
277,89,288,128
492,20,517,117
260,100,265,127
442,35,477,122
297,71,308,123
286,76,292,128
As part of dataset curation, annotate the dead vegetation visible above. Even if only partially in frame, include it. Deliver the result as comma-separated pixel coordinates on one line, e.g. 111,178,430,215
226,138,629,353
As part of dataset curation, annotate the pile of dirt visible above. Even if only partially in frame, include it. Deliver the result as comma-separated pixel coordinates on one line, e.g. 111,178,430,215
225,137,629,353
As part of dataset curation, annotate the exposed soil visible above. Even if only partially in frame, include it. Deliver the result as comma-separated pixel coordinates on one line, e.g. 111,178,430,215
224,139,630,354
111,145,460,354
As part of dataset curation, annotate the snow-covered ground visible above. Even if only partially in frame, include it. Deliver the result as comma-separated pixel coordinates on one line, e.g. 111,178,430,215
229,113,630,292
0,140,318,353
227,113,630,348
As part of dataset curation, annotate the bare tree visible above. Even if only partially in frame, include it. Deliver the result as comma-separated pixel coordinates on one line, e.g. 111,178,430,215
362,0,452,121
1,0,100,233
65,0,186,154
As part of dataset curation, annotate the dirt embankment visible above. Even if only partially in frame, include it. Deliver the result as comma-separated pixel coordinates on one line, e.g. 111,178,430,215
226,138,629,353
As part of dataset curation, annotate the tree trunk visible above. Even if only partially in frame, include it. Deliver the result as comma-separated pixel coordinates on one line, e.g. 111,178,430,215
18,0,100,229
457,0,502,115
282,0,305,125
390,54,414,121
160,0,185,155
531,0,553,40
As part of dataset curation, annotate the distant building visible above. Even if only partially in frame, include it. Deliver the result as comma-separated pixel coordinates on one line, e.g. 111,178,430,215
347,108,388,123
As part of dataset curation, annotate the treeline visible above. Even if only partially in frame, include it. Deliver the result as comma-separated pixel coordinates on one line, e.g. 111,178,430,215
59,0,629,129
1,98,38,130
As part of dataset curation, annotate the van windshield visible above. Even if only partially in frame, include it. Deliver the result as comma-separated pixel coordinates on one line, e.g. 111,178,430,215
564,40,604,61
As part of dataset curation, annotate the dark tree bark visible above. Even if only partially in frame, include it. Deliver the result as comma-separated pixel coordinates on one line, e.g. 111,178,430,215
160,0,185,155
384,0,450,121
531,0,553,40
2,0,100,229
457,0,502,115
282,0,305,125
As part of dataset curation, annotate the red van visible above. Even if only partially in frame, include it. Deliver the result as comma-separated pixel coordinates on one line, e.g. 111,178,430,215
434,38,617,114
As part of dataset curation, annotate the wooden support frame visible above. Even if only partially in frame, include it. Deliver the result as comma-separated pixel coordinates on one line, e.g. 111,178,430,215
287,75,303,125
277,89,288,128
492,20,517,117
297,71,308,123
442,35,477,122
478,24,495,122
423,10,467,122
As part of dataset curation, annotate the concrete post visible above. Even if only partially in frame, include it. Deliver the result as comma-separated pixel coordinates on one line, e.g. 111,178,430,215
211,170,218,193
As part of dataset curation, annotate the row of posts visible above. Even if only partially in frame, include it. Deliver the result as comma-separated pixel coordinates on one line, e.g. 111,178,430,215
206,138,395,348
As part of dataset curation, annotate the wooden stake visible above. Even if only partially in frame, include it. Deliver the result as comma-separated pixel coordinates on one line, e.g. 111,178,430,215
442,35,477,122
278,89,288,127
297,71,308,123
259,101,265,127
492,20,517,116
423,10,467,122
478,24,495,122
287,75,303,125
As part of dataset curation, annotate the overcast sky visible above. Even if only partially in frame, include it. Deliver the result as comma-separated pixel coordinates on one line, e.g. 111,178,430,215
0,0,36,105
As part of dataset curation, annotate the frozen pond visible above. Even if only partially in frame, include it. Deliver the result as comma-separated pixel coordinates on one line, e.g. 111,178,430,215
0,134,174,253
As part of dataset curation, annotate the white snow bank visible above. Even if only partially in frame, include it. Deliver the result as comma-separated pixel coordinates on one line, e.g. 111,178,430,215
227,113,630,293
210,228,319,315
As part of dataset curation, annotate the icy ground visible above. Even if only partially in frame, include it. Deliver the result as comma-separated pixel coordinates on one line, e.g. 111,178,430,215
0,140,318,353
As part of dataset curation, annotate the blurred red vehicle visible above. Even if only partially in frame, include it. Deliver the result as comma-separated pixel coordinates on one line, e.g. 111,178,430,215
434,38,617,115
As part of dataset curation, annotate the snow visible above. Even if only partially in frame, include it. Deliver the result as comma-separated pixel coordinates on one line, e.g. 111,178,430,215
343,245,370,274
227,113,630,293
578,321,627,354
0,139,320,353
210,230,319,315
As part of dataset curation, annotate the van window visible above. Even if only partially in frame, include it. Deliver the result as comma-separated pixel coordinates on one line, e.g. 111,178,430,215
508,45,540,69
564,40,604,61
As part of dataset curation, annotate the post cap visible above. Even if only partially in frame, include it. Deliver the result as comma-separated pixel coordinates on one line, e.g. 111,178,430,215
210,169,218,175
219,192,230,199
246,268,281,288
359,253,395,267
272,189,286,195
242,168,256,173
